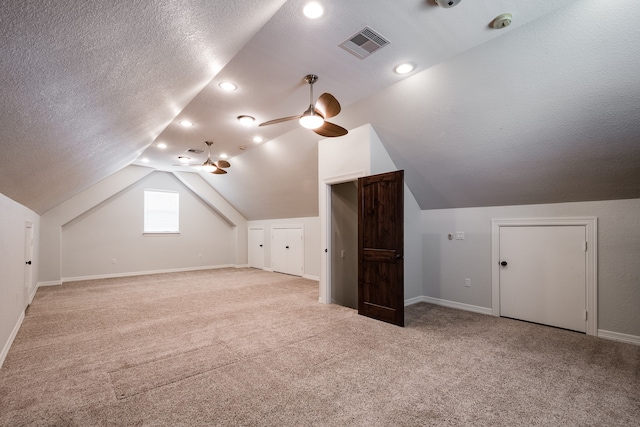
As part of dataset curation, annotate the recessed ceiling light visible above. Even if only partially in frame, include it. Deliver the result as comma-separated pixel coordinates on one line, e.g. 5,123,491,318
303,2,323,19
178,120,193,127
220,153,228,159
219,81,237,91
178,156,191,164
141,158,150,163
157,143,167,149
237,115,255,127
394,63,414,74
253,136,263,143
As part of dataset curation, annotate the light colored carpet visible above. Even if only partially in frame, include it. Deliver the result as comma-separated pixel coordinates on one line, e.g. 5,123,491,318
1,268,638,426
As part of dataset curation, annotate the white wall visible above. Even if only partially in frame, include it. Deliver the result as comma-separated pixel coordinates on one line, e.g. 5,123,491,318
318,123,423,303
369,127,423,302
61,172,236,279
39,165,154,284
246,217,320,280
421,198,640,337
0,193,39,368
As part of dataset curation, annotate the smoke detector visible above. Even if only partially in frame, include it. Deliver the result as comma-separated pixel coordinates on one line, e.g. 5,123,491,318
435,0,462,8
491,14,513,29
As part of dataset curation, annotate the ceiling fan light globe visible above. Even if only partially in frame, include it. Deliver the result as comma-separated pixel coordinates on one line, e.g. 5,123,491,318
202,165,216,173
299,114,324,129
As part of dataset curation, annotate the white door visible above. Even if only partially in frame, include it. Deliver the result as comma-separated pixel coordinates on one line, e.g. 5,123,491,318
24,221,34,306
271,227,304,276
272,228,288,274
499,225,586,332
248,228,264,269
285,228,303,276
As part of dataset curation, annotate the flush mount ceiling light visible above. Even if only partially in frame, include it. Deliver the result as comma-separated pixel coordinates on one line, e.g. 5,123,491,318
237,115,255,127
303,2,323,19
178,156,190,163
178,120,193,127
394,63,414,74
141,158,150,163
253,136,263,143
218,81,237,91
157,142,167,149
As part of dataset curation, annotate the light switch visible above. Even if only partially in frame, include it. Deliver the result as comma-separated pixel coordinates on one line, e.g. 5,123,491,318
455,232,465,240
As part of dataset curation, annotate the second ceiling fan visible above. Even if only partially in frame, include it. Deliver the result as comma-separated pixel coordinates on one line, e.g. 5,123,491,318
259,74,348,138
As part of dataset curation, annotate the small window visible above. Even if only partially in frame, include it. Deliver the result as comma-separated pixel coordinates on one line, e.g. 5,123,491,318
144,190,179,233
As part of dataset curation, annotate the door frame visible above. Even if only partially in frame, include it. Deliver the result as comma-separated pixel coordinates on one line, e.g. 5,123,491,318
491,217,598,335
320,171,367,304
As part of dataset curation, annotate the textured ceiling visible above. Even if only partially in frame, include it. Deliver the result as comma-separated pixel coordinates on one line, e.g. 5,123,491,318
1,0,639,219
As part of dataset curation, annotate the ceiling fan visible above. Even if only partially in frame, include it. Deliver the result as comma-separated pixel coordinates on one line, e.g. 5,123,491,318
176,141,230,174
259,74,348,137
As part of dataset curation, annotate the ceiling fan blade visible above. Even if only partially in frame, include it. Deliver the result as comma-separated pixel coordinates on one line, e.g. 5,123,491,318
212,168,227,174
215,160,230,168
313,121,348,138
315,93,341,119
259,115,302,127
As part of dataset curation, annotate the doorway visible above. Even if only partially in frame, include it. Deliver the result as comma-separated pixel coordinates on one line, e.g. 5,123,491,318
491,218,598,335
330,181,358,308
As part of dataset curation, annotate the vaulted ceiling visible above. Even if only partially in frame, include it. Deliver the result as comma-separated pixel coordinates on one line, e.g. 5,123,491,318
2,0,639,219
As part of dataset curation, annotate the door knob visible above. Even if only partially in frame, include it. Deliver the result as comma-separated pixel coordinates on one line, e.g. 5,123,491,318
500,261,507,266
286,246,289,249
259,244,263,247
25,260,32,265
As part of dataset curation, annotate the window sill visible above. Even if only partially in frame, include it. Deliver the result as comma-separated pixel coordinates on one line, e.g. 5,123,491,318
143,232,180,236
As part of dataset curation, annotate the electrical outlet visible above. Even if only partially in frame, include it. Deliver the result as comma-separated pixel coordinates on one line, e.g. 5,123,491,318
112,259,117,264
465,278,471,287
455,231,465,240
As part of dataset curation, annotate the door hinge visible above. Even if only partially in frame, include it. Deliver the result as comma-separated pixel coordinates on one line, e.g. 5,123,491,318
584,241,587,252
584,310,588,321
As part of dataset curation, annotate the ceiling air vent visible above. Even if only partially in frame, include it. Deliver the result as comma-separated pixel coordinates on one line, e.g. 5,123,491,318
339,26,390,59
186,149,204,154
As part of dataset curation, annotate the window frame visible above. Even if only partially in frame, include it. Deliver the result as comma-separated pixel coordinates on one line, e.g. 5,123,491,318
143,189,180,235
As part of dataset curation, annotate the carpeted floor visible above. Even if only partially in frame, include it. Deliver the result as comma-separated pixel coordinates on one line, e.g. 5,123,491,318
1,268,638,426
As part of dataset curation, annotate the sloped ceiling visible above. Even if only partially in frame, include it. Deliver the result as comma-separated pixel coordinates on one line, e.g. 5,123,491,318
1,0,639,219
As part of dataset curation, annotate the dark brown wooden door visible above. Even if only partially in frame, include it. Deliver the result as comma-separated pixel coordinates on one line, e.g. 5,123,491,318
358,170,404,326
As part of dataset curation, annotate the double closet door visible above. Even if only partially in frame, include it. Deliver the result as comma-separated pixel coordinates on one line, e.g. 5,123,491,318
272,227,304,277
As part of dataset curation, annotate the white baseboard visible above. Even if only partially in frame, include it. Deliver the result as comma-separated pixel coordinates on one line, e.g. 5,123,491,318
303,274,319,281
0,311,25,369
263,268,274,272
29,284,39,304
598,330,640,346
234,264,250,269
405,295,492,316
37,280,62,287
62,264,235,282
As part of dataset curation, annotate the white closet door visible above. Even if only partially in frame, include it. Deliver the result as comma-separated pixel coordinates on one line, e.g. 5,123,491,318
286,228,304,276
499,225,586,332
271,227,304,277
248,228,264,269
272,228,288,274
